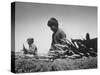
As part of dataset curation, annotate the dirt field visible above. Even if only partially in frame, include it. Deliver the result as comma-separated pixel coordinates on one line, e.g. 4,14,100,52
14,52,97,73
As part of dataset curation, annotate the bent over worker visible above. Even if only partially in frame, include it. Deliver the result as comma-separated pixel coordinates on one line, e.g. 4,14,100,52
47,17,67,51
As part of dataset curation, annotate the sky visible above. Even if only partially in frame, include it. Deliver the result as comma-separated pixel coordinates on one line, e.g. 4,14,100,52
15,2,97,54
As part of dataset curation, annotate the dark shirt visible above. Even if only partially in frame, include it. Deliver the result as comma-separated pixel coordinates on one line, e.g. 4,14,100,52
51,28,66,49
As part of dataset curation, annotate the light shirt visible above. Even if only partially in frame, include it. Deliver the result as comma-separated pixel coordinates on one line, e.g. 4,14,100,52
23,41,37,51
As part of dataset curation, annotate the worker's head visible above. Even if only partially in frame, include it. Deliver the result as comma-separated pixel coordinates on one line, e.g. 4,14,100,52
27,38,34,45
47,17,59,32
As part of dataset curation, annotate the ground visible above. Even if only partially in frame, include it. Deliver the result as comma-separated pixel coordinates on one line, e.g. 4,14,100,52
13,52,97,73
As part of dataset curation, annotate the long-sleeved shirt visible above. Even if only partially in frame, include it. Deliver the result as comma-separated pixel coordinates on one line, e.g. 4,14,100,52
51,28,67,50
23,41,37,54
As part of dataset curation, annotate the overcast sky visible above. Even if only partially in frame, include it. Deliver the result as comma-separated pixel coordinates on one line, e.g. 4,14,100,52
15,2,97,54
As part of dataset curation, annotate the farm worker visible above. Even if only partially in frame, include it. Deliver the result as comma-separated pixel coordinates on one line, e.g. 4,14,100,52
47,17,67,51
23,38,37,55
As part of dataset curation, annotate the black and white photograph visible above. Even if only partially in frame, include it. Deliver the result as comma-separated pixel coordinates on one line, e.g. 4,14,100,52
11,2,97,73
